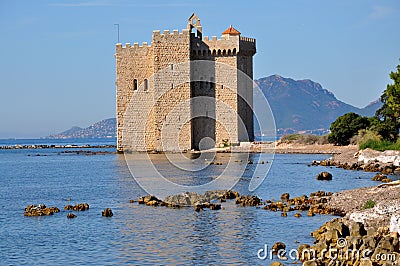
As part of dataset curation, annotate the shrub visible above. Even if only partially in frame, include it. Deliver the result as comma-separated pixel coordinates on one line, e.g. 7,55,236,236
358,129,382,147
361,199,376,210
280,134,329,145
328,112,370,146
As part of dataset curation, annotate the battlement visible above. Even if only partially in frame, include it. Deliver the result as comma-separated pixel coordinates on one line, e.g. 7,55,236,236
115,41,152,54
240,36,255,43
152,29,190,37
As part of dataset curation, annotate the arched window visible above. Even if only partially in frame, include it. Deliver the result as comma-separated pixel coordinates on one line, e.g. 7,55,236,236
232,48,237,55
218,49,221,56
228,49,231,56
133,79,138,90
212,49,216,56
144,79,148,91
222,50,226,56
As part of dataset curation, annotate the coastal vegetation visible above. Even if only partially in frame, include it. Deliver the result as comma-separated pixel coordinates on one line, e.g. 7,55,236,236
361,199,376,210
279,134,329,145
328,63,400,150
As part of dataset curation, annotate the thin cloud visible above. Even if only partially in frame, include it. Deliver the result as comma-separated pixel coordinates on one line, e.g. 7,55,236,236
368,5,395,20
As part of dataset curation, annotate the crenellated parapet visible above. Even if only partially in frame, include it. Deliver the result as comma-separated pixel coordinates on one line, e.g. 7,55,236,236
152,29,190,38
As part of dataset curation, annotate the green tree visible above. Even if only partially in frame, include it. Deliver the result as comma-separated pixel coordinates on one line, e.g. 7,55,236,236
328,112,370,145
376,64,400,141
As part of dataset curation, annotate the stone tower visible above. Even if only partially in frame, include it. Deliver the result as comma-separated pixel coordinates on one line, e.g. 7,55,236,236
115,14,256,152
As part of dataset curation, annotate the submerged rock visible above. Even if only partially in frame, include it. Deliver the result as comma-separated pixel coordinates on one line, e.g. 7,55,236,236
163,190,240,207
271,242,286,254
235,195,262,206
64,205,74,210
102,208,113,217
24,204,60,217
138,195,164,206
73,203,90,211
316,171,332,180
269,262,285,266
280,193,290,201
372,173,392,183
67,212,77,219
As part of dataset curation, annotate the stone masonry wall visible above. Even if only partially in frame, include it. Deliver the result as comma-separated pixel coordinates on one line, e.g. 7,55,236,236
115,17,256,152
152,30,191,151
115,43,154,151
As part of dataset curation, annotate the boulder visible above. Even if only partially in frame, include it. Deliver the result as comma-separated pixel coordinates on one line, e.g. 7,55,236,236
269,262,285,266
64,205,74,210
316,171,332,181
102,208,113,217
138,195,164,206
280,193,290,201
390,215,400,234
24,204,60,217
271,242,286,255
67,212,77,219
164,192,204,206
351,222,367,237
235,195,262,206
219,190,239,200
209,203,221,210
194,205,203,212
73,203,89,211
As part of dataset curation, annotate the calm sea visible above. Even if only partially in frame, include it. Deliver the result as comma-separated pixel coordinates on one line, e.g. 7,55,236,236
0,139,382,265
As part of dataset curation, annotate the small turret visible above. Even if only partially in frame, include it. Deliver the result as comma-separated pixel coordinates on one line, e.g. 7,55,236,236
222,25,241,36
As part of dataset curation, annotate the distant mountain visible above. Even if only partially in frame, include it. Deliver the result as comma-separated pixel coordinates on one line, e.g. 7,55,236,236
46,118,116,139
46,75,382,139
255,75,382,135
360,98,381,117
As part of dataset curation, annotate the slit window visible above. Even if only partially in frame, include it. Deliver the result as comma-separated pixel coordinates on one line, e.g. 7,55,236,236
144,79,148,91
133,79,138,90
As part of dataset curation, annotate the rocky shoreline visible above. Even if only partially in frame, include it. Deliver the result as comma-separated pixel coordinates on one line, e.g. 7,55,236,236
0,144,116,150
312,148,400,175
300,148,400,265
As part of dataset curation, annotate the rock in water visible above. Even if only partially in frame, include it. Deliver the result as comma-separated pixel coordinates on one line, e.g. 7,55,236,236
271,242,286,255
270,262,285,266
24,204,60,216
280,193,290,201
67,213,77,219
102,208,113,217
235,195,262,206
316,171,332,180
72,203,90,211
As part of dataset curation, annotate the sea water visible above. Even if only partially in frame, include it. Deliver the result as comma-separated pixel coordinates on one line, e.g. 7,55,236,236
0,139,382,265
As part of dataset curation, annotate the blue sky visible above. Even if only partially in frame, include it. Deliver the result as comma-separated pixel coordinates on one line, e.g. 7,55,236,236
0,0,399,138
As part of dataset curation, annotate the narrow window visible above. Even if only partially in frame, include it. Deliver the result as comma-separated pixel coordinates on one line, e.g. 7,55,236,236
170,64,174,71
221,85,224,90
171,83,174,89
144,79,148,91
133,79,138,90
